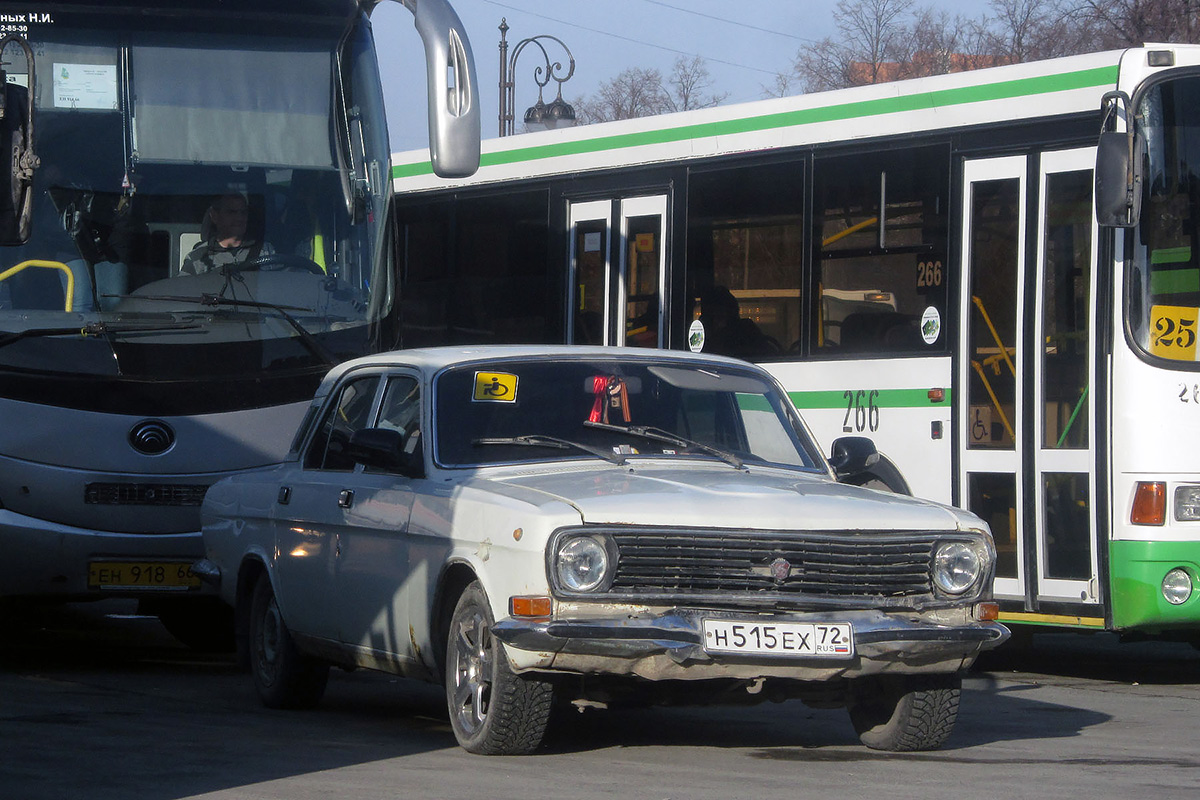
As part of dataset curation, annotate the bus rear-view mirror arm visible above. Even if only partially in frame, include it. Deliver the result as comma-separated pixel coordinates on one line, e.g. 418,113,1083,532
394,0,481,178
1095,90,1143,228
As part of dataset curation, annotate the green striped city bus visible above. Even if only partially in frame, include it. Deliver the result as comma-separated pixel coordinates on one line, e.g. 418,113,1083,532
391,45,1200,642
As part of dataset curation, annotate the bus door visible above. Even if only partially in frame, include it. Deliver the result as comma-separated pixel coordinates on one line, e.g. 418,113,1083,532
959,151,1101,611
1030,147,1100,610
959,156,1028,600
568,195,668,347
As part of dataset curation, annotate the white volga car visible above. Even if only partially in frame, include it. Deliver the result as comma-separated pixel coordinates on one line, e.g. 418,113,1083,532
196,346,1007,754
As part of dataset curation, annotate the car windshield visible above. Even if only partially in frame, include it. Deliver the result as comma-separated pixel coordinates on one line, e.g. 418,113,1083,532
434,358,825,470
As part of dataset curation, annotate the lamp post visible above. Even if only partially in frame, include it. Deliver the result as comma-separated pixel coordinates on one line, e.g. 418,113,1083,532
498,18,576,137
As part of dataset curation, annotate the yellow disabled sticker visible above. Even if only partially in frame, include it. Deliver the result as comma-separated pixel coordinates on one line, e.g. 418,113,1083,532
473,371,519,403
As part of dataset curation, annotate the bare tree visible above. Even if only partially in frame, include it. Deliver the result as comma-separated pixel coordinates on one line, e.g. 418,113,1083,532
573,57,727,124
1072,0,1200,46
790,0,919,91
663,56,728,113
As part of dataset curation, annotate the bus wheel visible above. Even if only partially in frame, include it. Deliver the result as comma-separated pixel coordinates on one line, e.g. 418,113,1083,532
247,575,328,709
143,596,235,652
445,580,554,754
847,673,961,751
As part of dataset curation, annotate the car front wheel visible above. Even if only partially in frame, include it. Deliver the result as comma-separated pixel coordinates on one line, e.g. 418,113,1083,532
248,574,329,709
847,673,961,751
445,580,554,754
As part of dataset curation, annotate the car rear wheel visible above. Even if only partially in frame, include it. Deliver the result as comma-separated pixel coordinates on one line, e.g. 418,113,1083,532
445,580,554,754
248,575,328,709
847,673,961,751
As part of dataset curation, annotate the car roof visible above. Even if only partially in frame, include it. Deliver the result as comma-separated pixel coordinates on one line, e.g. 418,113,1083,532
320,345,763,386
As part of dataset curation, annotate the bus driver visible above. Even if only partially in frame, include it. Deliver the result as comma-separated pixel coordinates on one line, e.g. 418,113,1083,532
181,192,275,275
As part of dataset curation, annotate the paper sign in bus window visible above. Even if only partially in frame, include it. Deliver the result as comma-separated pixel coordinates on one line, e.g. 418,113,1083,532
473,371,519,403
1150,305,1199,360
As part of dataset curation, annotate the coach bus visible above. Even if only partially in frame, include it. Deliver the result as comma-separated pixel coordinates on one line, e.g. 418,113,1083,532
0,0,479,647
390,45,1200,642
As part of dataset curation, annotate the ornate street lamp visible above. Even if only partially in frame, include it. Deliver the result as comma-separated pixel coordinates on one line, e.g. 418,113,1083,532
498,18,576,137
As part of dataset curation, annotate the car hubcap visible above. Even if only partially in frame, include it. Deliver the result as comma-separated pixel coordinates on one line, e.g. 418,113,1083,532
256,596,283,685
450,606,493,735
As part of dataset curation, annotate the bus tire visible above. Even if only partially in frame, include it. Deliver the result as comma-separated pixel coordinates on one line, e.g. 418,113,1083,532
445,580,554,755
248,574,328,709
847,673,961,752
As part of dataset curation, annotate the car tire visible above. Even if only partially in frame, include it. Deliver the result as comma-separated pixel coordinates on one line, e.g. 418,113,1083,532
847,673,961,751
444,580,554,755
248,575,329,709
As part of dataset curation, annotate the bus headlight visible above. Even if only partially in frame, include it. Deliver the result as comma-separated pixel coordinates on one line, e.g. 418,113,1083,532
554,535,614,593
1162,568,1193,605
1174,485,1200,521
932,541,984,595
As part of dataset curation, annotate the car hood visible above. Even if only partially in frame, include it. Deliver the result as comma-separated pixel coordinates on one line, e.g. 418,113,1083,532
481,463,968,532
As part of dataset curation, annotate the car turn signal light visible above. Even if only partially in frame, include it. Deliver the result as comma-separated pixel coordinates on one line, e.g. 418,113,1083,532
510,596,552,618
973,602,999,622
1131,481,1166,526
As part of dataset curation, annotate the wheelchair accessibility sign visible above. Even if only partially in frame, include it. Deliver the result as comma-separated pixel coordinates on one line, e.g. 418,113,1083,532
473,371,519,403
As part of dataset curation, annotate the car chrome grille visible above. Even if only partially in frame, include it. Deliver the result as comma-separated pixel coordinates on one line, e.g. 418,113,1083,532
607,530,936,601
84,483,209,507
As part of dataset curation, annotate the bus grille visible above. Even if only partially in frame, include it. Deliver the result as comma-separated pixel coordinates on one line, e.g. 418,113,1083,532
607,530,936,602
84,483,209,507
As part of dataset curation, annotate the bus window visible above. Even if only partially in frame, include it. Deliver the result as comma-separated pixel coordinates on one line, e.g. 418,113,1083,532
686,161,803,358
813,146,949,356
395,190,555,346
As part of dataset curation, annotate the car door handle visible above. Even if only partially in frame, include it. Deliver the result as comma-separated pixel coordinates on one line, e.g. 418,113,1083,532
277,486,291,505
338,489,355,509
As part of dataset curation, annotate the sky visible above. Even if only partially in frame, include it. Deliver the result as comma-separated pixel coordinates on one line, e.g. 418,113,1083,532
371,0,993,153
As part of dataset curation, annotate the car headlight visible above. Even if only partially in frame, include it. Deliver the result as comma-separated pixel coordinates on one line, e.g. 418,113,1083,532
932,541,984,595
555,535,614,593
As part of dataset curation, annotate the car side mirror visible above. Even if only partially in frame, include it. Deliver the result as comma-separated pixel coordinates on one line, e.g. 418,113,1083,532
828,436,879,481
347,427,424,478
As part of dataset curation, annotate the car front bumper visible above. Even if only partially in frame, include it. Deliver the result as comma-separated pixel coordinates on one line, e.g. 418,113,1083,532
493,607,1009,681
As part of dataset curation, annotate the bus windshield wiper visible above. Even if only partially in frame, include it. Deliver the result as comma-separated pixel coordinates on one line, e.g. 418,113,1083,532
473,434,626,465
583,420,745,469
0,320,201,350
124,293,335,367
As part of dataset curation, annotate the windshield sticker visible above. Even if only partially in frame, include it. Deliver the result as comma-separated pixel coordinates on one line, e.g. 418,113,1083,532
54,63,118,110
1150,305,1198,360
472,371,519,403
921,306,941,345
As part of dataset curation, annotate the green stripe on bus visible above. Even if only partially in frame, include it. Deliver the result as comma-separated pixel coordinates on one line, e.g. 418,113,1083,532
1150,246,1193,265
788,388,951,409
393,65,1118,180
1150,268,1200,295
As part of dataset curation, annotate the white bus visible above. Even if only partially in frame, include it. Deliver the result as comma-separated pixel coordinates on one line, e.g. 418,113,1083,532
0,0,479,647
391,45,1200,641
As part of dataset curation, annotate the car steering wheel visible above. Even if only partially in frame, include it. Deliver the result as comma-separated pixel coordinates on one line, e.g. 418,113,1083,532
239,253,326,276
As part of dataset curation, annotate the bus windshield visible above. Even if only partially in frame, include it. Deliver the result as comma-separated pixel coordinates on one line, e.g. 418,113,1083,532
1131,74,1200,363
0,8,391,383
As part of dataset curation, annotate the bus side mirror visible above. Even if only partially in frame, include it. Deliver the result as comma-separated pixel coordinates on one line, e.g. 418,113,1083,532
399,0,481,178
1096,131,1143,228
0,35,38,244
1095,91,1142,228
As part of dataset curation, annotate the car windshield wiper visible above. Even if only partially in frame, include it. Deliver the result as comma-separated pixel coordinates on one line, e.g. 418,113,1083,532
583,420,745,469
121,293,335,367
473,434,626,465
0,320,201,351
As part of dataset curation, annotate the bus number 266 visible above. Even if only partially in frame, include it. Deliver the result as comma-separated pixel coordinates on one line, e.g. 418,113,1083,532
843,389,880,433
